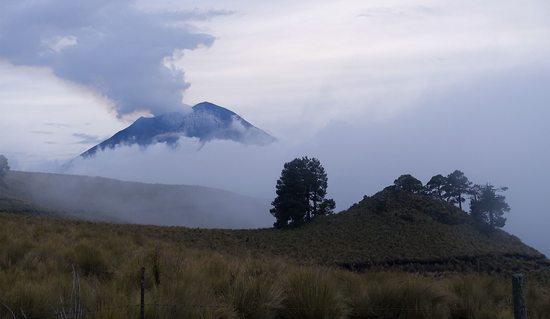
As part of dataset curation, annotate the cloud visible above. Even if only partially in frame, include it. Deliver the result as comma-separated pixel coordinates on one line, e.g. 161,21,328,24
72,133,103,145
1,0,549,255
43,122,73,128
177,0,550,139
357,5,441,19
0,0,218,116
66,138,292,199
29,130,54,135
43,35,78,53
63,66,550,256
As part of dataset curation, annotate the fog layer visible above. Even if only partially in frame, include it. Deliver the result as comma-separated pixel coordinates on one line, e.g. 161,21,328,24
65,68,550,256
5,171,272,228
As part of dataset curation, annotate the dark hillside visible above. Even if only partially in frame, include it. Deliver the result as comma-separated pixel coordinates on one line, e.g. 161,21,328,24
309,189,547,272
1,171,272,228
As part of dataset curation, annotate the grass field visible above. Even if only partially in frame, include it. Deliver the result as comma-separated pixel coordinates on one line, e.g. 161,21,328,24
0,212,549,319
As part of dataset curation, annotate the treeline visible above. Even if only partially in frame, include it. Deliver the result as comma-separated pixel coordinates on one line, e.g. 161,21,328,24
390,170,510,230
270,157,511,232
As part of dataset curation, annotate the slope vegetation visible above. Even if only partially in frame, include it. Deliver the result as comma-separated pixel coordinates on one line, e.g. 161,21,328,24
145,188,547,274
1,173,546,273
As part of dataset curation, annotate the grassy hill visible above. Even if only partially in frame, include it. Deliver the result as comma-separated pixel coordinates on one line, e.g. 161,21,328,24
112,187,547,274
0,171,272,228
0,209,548,319
1,175,547,273
1,174,549,318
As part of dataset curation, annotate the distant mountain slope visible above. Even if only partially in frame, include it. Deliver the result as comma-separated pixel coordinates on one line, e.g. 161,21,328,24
1,171,272,228
0,186,52,216
81,102,276,158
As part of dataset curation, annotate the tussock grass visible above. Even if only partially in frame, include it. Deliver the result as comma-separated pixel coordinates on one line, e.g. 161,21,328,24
283,268,348,319
448,275,511,319
347,274,450,319
0,213,548,318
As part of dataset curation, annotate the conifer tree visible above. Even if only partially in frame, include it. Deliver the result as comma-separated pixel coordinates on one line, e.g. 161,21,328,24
470,184,510,230
425,174,447,200
271,157,335,228
444,170,472,210
0,155,9,179
393,174,423,193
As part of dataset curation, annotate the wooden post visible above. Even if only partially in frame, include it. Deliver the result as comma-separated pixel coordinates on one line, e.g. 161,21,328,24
512,273,527,319
140,267,145,319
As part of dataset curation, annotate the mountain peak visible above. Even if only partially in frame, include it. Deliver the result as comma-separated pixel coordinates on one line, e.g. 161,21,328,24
193,101,233,112
80,102,276,158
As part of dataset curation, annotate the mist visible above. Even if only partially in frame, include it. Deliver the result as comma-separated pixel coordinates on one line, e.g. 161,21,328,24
0,0,217,116
62,67,550,256
5,170,273,228
1,0,547,258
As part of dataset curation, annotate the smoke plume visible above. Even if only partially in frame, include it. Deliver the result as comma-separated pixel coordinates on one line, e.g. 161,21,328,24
0,0,216,115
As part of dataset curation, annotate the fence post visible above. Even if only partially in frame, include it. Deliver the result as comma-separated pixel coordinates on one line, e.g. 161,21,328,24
512,273,527,319
140,267,145,319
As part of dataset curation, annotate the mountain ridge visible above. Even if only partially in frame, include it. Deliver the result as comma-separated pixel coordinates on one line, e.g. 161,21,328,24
81,101,276,158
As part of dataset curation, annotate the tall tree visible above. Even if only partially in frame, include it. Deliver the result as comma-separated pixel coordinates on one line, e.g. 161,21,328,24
444,170,472,210
304,158,327,219
470,184,510,230
425,174,447,200
393,174,423,194
0,155,9,179
270,157,335,228
270,159,309,228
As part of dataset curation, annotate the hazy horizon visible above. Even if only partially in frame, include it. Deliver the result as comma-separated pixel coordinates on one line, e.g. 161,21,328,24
1,0,549,256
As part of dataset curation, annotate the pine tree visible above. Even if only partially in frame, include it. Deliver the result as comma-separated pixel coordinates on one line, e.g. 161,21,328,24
470,184,510,230
270,157,335,228
393,174,423,193
425,174,447,200
444,170,472,210
0,155,9,179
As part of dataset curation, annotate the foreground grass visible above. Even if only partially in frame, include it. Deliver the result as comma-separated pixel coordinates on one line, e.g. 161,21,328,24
0,213,549,319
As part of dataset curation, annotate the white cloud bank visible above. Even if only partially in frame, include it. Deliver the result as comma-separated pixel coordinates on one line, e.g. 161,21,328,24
173,0,550,138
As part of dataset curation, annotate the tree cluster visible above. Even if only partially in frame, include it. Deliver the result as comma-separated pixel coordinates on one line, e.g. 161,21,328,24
392,170,510,230
0,155,9,179
270,156,511,232
425,170,472,210
270,157,335,228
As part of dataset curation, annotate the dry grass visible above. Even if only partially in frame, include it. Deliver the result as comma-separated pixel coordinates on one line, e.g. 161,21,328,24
0,213,548,319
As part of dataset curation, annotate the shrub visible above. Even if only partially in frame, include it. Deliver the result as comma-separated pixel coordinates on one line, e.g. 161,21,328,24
449,275,512,319
73,244,110,278
283,269,348,319
228,266,284,319
353,276,450,319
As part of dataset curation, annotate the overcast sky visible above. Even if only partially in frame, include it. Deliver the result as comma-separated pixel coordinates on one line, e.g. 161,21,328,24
0,0,549,254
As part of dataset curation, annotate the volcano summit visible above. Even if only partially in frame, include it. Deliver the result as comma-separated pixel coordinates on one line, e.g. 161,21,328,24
81,102,276,158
